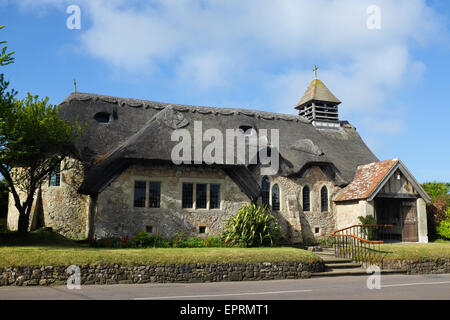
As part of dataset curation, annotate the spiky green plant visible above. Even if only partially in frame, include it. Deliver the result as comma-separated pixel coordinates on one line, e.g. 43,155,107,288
222,204,280,247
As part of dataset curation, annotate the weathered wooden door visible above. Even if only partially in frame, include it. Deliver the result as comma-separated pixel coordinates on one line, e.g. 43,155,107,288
401,201,418,242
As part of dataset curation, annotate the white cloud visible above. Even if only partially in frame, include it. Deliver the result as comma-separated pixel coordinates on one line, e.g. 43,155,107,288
9,0,448,145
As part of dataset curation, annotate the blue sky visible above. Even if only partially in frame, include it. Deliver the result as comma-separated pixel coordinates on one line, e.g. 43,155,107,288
0,0,449,183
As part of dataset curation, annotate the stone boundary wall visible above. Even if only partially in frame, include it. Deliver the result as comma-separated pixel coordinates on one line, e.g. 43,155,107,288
0,261,324,287
373,258,450,274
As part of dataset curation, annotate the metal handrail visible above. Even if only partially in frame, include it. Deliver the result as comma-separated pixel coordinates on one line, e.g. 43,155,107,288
331,224,393,265
331,224,393,244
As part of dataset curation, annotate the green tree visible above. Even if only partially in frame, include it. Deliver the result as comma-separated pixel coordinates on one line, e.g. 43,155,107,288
421,182,450,241
0,26,81,235
0,78,81,234
421,182,449,200
0,26,14,66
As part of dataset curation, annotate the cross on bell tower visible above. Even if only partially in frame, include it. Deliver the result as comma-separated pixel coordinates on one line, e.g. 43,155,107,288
313,65,318,79
295,66,342,129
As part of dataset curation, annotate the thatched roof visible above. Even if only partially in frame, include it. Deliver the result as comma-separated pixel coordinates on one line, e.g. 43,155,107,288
59,92,378,197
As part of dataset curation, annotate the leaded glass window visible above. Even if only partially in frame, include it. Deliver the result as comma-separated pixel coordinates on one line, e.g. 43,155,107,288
149,182,161,208
210,184,220,209
134,181,146,207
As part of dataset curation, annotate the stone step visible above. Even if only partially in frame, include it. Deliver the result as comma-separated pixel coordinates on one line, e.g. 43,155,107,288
311,268,407,277
319,258,354,263
325,262,362,269
316,251,336,256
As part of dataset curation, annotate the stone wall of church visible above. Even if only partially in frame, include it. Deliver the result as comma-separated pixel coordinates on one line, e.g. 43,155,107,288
335,199,375,230
94,164,251,238
7,159,90,240
255,166,340,244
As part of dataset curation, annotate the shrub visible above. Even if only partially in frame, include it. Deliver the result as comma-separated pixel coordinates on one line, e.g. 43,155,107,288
437,220,450,240
186,237,204,248
222,204,280,247
426,195,449,241
133,231,152,247
358,216,378,240
317,236,335,248
203,236,225,247
172,231,186,248
88,231,226,248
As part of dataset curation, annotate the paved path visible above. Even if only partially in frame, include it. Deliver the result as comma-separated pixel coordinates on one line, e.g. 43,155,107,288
0,273,449,300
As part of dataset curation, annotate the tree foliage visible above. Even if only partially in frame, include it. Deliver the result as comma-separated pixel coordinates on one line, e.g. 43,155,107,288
421,182,449,200
0,26,14,67
0,26,82,234
421,182,450,241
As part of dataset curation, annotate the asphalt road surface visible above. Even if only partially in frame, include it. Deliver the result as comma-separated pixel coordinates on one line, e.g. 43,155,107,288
0,273,449,300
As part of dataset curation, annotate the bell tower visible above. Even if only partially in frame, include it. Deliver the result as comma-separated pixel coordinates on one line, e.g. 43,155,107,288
295,66,341,129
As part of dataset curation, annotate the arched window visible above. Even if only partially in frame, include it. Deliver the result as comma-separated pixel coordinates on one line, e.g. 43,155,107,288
321,186,328,212
261,176,270,207
302,186,310,211
272,184,280,211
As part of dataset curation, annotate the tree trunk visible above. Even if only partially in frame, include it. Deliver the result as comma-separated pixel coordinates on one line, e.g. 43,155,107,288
17,210,30,235
17,195,34,235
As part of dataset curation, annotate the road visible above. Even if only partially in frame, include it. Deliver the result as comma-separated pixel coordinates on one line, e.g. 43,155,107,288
0,273,449,300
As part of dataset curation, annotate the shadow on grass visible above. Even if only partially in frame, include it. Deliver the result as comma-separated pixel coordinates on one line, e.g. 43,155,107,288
0,228,81,248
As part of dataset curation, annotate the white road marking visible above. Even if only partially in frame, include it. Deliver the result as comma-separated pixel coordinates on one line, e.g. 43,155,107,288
382,280,450,288
134,289,313,300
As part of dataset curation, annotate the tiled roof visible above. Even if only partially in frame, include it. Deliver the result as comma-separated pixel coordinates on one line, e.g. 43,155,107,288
333,159,399,202
296,79,341,108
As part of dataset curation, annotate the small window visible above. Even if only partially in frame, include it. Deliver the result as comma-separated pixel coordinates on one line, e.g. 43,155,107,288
239,125,254,134
210,184,220,209
315,227,320,234
303,186,310,211
148,182,161,208
199,226,206,234
196,184,207,209
134,181,146,207
49,164,61,187
272,184,280,211
146,226,153,234
94,112,110,123
182,183,194,208
261,176,270,207
321,186,328,212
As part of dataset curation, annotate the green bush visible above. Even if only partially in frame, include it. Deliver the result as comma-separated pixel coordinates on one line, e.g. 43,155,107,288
358,216,378,240
89,231,225,248
437,220,450,240
222,204,280,247
185,237,204,248
203,236,225,247
317,236,335,248
133,231,152,247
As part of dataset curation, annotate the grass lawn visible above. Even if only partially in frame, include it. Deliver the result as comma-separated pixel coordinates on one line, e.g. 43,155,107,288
0,247,321,268
0,230,320,267
380,243,450,261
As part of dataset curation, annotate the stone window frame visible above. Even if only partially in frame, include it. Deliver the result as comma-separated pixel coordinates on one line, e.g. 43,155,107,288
320,184,329,213
314,226,321,235
130,177,166,210
301,184,312,212
179,177,225,211
261,176,271,207
266,178,282,211
271,183,281,211
48,162,62,187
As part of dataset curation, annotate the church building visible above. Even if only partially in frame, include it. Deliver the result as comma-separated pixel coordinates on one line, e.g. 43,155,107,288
7,72,430,243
